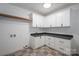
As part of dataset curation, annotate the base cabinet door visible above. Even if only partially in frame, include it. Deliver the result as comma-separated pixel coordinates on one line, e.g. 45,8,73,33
54,38,71,55
35,37,40,48
30,37,41,49
57,46,71,55
30,36,45,49
46,36,55,49
35,37,43,49
41,36,46,46
46,39,50,47
49,37,55,49
49,42,55,49
46,36,50,47
56,45,66,54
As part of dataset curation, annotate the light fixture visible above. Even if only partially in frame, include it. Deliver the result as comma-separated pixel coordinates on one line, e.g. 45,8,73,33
43,3,51,8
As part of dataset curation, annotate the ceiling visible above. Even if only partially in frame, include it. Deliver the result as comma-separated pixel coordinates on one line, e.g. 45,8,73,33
10,3,76,16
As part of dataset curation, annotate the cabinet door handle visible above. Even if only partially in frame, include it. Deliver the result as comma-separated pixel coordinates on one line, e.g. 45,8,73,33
61,24,63,27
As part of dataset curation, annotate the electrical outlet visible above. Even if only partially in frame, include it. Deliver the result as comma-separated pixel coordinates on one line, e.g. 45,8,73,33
10,34,12,38
14,34,16,37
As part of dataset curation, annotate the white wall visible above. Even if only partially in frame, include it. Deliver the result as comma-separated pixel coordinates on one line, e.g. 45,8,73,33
0,16,30,55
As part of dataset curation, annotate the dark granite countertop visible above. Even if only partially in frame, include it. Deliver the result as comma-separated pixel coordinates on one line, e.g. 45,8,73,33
30,32,73,40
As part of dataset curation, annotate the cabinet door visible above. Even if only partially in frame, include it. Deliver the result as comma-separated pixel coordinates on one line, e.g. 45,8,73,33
55,37,71,55
49,38,55,49
55,9,70,27
46,13,57,27
65,47,71,55
62,9,70,27
56,12,62,27
45,16,50,27
35,36,45,49
30,36,35,48
35,37,41,48
46,36,50,47
41,36,46,45
32,13,44,27
46,36,55,49
54,38,66,54
56,38,71,48
51,14,57,27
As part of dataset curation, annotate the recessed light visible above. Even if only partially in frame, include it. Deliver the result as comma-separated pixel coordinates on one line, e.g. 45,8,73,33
43,3,51,8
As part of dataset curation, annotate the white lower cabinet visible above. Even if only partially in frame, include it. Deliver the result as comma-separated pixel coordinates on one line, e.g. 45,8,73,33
30,36,45,49
49,42,55,49
35,37,41,48
65,47,71,55
46,37,50,47
57,46,66,54
55,38,71,48
41,36,46,45
30,36,40,49
54,38,71,55
46,37,71,55
49,37,55,49
30,35,71,55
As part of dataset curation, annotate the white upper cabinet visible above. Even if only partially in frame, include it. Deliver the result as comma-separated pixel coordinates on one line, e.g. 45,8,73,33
46,8,70,27
56,11,63,27
46,13,57,27
61,9,70,27
32,8,70,27
32,13,44,27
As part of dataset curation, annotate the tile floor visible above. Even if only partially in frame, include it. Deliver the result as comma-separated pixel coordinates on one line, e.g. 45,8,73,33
6,46,66,56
